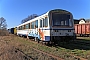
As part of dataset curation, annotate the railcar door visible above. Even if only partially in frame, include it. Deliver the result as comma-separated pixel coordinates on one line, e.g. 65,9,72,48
39,19,44,40
35,20,38,39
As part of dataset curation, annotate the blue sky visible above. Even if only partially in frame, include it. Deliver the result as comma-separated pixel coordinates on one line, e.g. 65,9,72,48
0,0,90,28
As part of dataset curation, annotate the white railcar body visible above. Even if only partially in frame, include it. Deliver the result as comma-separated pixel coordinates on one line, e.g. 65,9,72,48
17,9,75,42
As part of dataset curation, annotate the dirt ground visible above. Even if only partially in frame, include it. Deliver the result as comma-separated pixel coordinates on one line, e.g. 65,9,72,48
0,35,58,60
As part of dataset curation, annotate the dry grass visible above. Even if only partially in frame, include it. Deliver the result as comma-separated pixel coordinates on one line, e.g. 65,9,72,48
0,35,57,60
0,35,90,60
0,36,27,60
0,29,9,36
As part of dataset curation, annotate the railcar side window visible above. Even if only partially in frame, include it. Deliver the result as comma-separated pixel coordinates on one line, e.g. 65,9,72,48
43,17,48,27
17,27,19,30
43,19,45,27
45,17,48,27
28,23,30,29
22,25,25,30
40,20,42,28
25,24,29,29
31,22,35,29
20,26,22,30
35,20,38,28
19,27,20,30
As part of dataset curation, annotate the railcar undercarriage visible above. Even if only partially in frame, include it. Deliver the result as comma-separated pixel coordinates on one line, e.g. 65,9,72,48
50,36,75,44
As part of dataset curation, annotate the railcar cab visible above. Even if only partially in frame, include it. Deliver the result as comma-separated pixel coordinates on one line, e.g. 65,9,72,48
49,9,74,28
49,9,75,42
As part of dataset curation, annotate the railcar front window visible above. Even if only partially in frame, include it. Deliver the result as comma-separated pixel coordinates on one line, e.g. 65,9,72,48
52,13,72,27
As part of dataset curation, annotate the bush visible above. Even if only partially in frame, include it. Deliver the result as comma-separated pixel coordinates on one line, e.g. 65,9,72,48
0,29,9,36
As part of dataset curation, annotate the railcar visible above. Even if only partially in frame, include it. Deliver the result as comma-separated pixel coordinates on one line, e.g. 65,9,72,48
14,27,17,35
75,23,90,37
17,9,75,43
8,28,14,34
8,27,17,34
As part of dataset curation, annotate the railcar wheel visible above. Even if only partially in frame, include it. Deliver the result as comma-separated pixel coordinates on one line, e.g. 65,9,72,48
46,41,50,46
37,39,40,43
34,37,38,41
37,40,39,43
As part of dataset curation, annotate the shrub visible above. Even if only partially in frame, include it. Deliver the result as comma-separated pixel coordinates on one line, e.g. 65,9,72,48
0,29,9,36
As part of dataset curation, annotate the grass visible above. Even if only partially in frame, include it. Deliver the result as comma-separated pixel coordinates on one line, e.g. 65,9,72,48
0,29,9,36
2,35,90,60
0,35,57,60
77,37,90,40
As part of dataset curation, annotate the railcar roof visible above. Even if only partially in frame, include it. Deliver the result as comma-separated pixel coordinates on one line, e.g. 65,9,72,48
16,12,49,27
16,9,71,27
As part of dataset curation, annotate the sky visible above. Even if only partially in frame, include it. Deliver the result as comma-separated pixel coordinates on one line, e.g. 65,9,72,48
0,0,90,28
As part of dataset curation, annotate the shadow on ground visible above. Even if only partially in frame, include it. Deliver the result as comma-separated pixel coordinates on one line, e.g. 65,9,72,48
54,37,90,50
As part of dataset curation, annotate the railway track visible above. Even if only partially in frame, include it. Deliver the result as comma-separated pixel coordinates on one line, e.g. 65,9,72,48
16,38,64,60
15,48,34,60
32,48,64,60
15,47,64,60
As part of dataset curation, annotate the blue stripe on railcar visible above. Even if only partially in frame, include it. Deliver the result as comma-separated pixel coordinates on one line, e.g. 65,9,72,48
45,36,50,41
28,33,40,38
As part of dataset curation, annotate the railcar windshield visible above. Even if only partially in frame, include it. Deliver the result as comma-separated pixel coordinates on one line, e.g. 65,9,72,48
52,13,73,27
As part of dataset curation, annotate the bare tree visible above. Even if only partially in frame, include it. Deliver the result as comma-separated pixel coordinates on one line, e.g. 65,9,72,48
0,17,8,36
21,14,38,23
0,17,7,29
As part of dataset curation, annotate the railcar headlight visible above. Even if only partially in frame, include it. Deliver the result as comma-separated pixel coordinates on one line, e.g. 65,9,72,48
55,30,56,32
65,33,69,36
55,30,58,32
68,30,71,32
